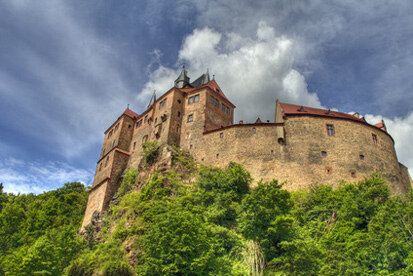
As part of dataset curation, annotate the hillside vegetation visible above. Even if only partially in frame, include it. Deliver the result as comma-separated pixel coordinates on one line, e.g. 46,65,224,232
1,151,413,275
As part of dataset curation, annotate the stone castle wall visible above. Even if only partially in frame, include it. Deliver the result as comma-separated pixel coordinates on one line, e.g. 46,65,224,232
192,116,409,195
82,81,411,228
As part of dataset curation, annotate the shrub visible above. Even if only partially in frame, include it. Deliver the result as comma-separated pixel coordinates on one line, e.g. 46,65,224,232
140,141,159,165
102,261,134,276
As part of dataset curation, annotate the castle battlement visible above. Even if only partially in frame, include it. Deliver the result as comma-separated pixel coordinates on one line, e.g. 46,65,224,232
82,69,412,228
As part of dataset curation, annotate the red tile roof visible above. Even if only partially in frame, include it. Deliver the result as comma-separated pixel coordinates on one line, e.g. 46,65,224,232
122,108,138,119
202,80,235,107
279,102,366,123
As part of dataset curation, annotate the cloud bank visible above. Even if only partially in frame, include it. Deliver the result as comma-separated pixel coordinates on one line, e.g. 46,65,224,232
140,22,321,122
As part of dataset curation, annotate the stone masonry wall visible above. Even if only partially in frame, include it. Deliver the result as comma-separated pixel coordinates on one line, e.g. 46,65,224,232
194,116,410,195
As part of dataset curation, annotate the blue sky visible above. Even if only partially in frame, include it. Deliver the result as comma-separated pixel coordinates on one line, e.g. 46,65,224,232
1,0,412,193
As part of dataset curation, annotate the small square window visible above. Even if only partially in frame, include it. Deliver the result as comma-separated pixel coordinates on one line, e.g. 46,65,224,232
187,114,193,122
194,94,199,102
188,97,194,104
216,153,219,159
321,151,327,157
350,171,356,178
220,132,224,138
359,154,365,160
326,124,335,136
326,167,332,174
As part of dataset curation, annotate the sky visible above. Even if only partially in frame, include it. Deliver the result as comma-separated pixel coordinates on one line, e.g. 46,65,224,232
0,0,412,193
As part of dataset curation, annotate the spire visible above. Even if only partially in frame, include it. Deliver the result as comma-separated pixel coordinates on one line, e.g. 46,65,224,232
174,65,190,88
147,90,156,109
203,68,210,84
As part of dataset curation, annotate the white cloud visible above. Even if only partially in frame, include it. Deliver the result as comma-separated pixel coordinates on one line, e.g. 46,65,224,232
365,113,413,177
0,158,93,194
141,23,322,123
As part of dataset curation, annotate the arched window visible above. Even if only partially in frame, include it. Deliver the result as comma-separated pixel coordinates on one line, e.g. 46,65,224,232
105,156,109,167
142,135,148,143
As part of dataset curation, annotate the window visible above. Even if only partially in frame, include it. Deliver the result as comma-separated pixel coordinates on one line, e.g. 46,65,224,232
133,142,136,150
188,94,200,104
222,103,226,112
142,135,148,143
189,144,193,150
144,115,148,123
155,118,157,124
128,124,131,129
350,171,356,178
360,154,365,160
176,124,180,132
159,98,167,109
372,134,378,145
326,167,332,174
178,111,181,117
321,151,327,157
112,140,116,147
220,132,223,138
215,88,220,93
136,120,142,128
186,132,191,139
326,124,335,136
271,150,275,155
105,156,109,167
114,123,120,132
108,130,113,138
99,163,102,172
252,127,256,133
216,153,219,159
226,106,230,114
187,114,193,122
210,96,219,107
177,99,182,104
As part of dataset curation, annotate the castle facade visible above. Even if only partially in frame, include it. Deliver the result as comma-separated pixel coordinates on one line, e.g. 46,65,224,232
82,69,412,228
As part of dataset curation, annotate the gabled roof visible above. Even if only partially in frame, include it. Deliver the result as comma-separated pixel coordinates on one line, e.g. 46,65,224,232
122,108,138,119
202,79,232,103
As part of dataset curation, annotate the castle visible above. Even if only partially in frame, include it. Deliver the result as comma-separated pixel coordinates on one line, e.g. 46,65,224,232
82,69,412,228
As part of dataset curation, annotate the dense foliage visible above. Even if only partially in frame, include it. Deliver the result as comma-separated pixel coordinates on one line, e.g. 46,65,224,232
0,182,88,275
1,162,413,275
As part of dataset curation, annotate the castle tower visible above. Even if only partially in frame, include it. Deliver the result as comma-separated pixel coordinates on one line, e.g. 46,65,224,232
81,107,136,229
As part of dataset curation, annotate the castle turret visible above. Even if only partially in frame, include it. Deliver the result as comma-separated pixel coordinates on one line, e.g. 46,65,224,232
174,67,190,88
147,91,157,109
